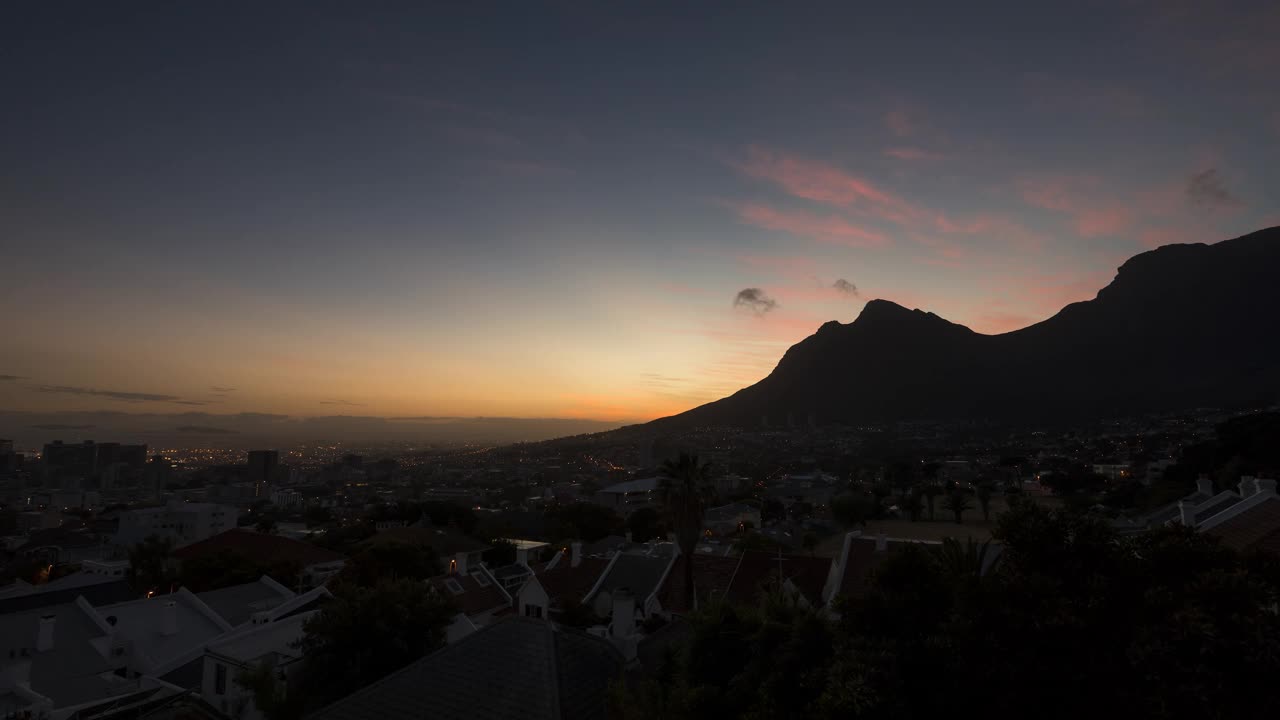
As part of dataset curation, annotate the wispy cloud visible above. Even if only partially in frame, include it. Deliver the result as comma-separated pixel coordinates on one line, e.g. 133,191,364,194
1186,169,1243,209
1019,176,1135,238
735,203,890,247
883,146,941,161
210,386,236,394
320,399,366,407
0,374,23,382
884,109,915,137
35,385,211,405
832,279,860,297
175,425,238,435
733,288,779,316
30,423,95,431
736,146,914,220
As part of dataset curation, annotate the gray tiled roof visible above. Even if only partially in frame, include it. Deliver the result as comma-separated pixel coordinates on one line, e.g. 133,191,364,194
197,579,294,626
1194,494,1244,524
592,554,671,601
308,617,622,720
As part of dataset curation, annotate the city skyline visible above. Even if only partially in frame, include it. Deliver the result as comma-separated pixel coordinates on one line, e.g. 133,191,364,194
3,2,1279,422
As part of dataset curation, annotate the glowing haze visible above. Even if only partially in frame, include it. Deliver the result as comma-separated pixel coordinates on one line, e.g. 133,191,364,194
2,2,1278,425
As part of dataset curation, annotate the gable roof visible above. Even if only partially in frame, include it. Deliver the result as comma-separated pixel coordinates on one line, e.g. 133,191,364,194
426,571,510,618
590,554,672,603
0,579,136,615
656,554,742,614
1204,496,1280,554
172,529,345,567
309,617,623,720
196,577,296,626
534,558,611,609
724,551,832,607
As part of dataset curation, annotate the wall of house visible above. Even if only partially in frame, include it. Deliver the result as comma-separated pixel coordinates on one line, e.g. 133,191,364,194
517,578,549,619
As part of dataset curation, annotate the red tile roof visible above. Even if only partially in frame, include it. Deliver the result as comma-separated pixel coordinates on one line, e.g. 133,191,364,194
427,572,510,617
172,528,346,567
657,554,742,614
1205,497,1280,554
535,558,611,609
723,551,832,607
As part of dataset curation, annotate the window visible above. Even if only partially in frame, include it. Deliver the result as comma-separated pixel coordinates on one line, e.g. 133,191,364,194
524,604,543,619
443,578,465,595
215,663,227,695
470,571,491,587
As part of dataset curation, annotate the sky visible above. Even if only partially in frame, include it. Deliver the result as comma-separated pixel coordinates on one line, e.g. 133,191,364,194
2,1,1278,426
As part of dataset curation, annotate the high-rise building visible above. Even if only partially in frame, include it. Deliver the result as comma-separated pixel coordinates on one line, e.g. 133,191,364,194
43,440,99,478
246,450,280,486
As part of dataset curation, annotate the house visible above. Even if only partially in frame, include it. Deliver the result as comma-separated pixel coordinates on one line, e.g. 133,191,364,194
308,617,623,720
585,551,676,628
367,527,490,573
703,502,761,536
1138,476,1276,530
16,527,115,565
171,529,347,587
1197,478,1280,550
426,565,511,644
593,477,661,513
115,503,238,549
199,610,315,720
517,543,611,621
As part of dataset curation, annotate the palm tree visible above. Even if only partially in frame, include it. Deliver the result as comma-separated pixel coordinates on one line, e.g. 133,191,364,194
944,492,972,524
660,452,713,611
933,536,993,585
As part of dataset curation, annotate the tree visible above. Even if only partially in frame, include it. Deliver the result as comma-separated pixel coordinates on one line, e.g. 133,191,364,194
802,532,818,556
180,550,301,592
255,516,278,535
627,507,661,543
482,538,517,567
235,660,303,720
975,481,994,522
303,506,333,528
297,579,456,712
128,535,173,593
944,492,971,524
548,502,622,542
830,494,874,528
661,453,713,611
337,541,440,588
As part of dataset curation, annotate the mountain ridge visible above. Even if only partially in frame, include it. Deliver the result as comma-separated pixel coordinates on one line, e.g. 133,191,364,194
650,226,1280,428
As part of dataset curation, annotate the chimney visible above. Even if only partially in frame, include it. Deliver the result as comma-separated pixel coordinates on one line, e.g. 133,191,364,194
1257,478,1277,497
667,532,681,557
610,588,635,639
1240,477,1257,498
160,601,178,636
37,614,56,652
571,541,582,568
625,530,632,543
875,532,887,552
1196,474,1213,497
1178,500,1195,527
516,547,530,567
455,551,469,575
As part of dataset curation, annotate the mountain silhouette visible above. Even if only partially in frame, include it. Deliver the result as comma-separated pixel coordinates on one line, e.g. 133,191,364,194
654,226,1280,428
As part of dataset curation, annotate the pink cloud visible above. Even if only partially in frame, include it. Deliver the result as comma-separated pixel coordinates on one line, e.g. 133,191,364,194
737,146,912,214
884,146,942,161
735,203,890,248
884,109,915,137
1019,177,1135,238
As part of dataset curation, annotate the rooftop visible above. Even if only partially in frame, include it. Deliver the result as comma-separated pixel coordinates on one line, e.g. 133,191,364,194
1204,496,1280,554
196,578,295,626
591,553,672,602
426,571,510,617
309,617,622,720
535,558,611,608
173,529,346,568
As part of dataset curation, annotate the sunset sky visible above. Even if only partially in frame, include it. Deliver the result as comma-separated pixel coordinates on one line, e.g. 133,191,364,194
2,2,1278,423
